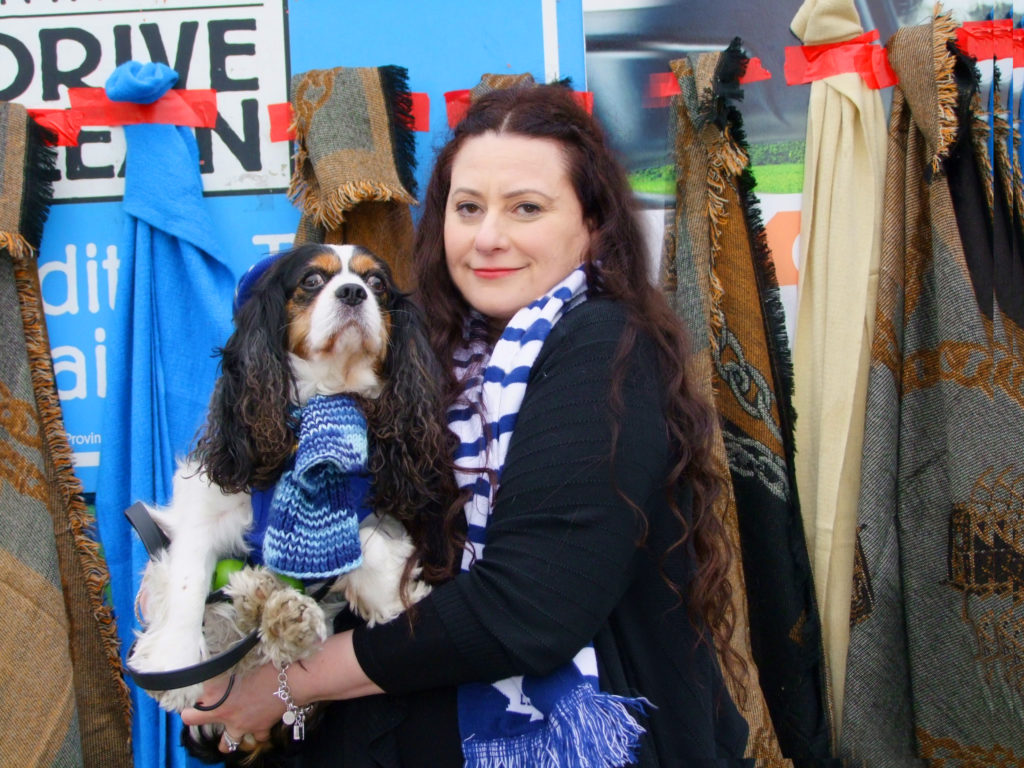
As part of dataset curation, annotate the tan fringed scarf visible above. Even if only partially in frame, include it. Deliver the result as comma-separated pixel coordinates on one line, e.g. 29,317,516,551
0,104,36,261
842,9,1024,765
470,72,537,100
289,66,418,288
789,0,887,733
663,45,831,765
0,103,131,767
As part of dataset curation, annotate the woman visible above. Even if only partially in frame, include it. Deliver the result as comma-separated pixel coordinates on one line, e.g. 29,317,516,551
183,83,749,766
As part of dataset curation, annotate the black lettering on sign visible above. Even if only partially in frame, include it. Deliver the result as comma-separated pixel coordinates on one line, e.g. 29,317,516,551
142,22,200,87
111,22,200,88
208,19,259,92
196,98,262,173
40,27,102,101
0,33,34,101
66,130,114,180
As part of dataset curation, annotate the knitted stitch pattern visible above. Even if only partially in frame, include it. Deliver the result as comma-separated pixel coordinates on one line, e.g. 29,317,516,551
263,394,372,580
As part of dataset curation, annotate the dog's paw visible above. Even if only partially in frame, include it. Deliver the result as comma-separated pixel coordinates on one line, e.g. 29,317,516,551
224,566,286,631
342,575,433,628
129,626,209,711
341,514,433,627
259,589,328,668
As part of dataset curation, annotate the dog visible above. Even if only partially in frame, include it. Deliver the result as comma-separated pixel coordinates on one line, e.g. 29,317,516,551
127,243,454,757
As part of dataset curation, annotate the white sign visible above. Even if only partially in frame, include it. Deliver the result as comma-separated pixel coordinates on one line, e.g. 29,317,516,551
0,0,290,201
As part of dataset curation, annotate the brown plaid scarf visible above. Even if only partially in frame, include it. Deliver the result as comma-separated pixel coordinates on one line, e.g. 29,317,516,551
0,103,130,767
841,10,1024,765
664,43,830,764
289,66,418,288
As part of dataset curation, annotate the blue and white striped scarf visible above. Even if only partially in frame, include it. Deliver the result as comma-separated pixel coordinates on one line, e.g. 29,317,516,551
448,266,647,768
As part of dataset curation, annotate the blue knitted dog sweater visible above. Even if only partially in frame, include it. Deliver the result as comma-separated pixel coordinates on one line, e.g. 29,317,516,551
262,394,372,580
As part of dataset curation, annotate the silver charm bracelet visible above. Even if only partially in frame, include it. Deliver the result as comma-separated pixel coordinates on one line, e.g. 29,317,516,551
273,663,313,741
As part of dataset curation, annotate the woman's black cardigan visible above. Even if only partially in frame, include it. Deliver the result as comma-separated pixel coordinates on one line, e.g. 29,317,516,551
345,297,749,765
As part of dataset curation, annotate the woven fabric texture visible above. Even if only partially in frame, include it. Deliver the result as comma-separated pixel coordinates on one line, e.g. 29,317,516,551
664,44,830,764
841,11,1024,765
289,66,418,288
0,103,131,768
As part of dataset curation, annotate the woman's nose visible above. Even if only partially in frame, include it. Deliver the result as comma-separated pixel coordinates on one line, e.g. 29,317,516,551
474,211,507,252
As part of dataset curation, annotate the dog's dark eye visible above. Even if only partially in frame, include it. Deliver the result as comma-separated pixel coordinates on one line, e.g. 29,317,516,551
365,274,386,294
301,272,325,291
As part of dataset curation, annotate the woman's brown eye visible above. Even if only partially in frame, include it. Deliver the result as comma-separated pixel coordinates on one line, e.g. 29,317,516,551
366,275,386,293
301,272,325,290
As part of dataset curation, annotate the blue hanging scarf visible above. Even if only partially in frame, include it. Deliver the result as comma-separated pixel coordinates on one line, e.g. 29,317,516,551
448,266,648,768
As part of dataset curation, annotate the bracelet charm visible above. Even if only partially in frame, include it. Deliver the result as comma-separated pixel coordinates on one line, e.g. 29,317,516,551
273,663,313,740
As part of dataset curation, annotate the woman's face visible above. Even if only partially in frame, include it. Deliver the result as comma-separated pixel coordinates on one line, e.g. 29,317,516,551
444,132,592,322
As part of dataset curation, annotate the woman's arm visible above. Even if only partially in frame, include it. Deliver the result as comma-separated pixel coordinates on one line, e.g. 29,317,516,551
356,300,670,690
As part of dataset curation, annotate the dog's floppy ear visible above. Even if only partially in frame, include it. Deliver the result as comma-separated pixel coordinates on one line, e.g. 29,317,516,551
366,291,454,552
192,259,297,493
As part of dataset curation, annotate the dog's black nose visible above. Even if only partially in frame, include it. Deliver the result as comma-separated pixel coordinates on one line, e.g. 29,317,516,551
336,283,367,306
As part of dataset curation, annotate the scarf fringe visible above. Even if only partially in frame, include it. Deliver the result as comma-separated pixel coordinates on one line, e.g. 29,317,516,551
1,231,34,262
378,64,418,201
928,5,962,177
701,41,751,349
21,116,57,251
287,65,418,232
462,685,648,768
12,261,133,730
294,180,417,231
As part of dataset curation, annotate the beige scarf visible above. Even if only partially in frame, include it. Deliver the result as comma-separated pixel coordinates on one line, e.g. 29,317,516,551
789,0,887,732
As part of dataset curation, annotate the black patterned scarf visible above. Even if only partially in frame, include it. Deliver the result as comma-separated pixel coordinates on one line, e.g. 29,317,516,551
664,43,831,763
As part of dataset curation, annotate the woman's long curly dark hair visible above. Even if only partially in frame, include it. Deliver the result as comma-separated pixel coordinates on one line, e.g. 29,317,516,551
412,83,740,680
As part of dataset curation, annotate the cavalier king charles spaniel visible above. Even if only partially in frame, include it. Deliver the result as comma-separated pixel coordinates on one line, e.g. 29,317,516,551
127,243,453,755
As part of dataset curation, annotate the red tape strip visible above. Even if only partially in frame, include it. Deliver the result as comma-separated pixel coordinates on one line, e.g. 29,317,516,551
957,19,1014,62
1015,28,1024,68
645,73,679,108
572,91,594,114
445,88,591,128
268,102,295,142
740,57,772,84
67,87,218,128
409,92,430,132
27,108,83,146
785,30,897,89
444,90,471,129
646,60,770,109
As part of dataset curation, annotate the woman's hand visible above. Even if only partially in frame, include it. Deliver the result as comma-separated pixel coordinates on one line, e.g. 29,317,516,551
181,660,285,753
179,630,383,754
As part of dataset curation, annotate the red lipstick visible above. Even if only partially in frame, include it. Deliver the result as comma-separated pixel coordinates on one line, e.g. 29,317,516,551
473,268,520,279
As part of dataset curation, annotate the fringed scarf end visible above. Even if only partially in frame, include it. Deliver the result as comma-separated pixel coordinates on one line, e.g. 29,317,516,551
462,685,649,768
928,5,962,176
295,181,418,231
22,117,57,250
1,231,35,262
378,64,418,200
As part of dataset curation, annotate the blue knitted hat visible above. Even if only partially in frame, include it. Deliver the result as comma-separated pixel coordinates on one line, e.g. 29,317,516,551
233,252,282,316
262,394,373,580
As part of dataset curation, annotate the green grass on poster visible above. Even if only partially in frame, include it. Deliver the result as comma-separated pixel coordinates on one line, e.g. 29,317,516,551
629,139,806,196
629,162,805,196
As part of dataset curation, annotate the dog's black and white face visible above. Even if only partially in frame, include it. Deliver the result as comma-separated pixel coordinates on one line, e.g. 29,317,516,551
196,242,444,496
276,244,395,403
